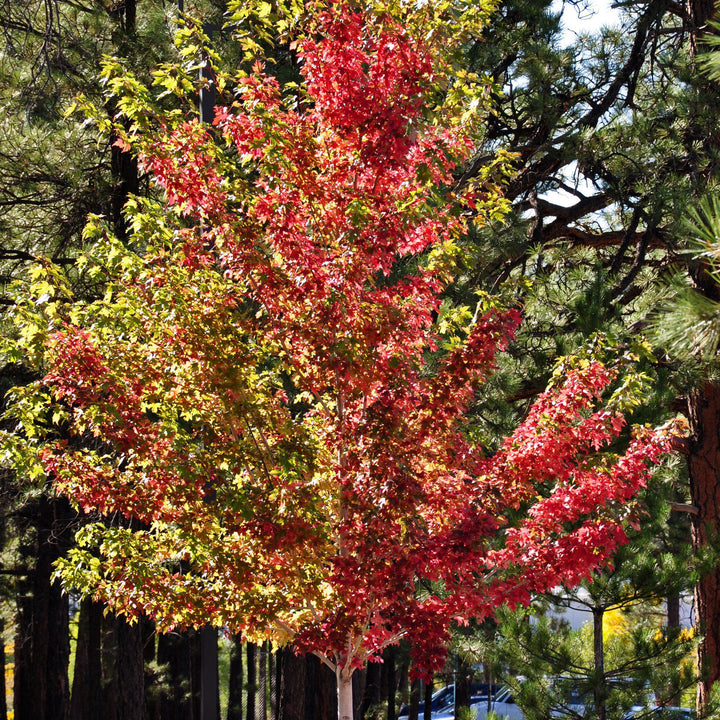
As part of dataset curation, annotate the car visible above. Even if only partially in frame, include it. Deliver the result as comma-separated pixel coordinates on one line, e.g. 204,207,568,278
398,685,455,718
399,683,502,719
472,686,525,720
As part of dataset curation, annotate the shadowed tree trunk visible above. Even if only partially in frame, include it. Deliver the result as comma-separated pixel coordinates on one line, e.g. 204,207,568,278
257,643,267,720
360,661,381,719
423,683,432,720
116,616,145,720
14,496,72,720
156,630,201,720
0,619,6,720
247,643,257,720
688,381,720,710
277,647,304,720
70,598,104,720
304,655,336,720
227,635,243,720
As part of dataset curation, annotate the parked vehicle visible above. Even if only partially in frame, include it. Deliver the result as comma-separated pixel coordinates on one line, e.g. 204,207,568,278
472,686,525,720
399,683,501,719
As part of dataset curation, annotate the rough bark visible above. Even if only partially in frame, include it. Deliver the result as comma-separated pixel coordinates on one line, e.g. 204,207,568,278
246,643,257,720
200,626,219,720
256,643,267,720
360,661,381,719
0,620,6,720
69,598,104,720
304,655,335,720
227,635,243,720
380,647,396,720
14,496,72,720
687,381,720,710
592,607,606,720
277,647,305,720
115,616,145,720
156,630,200,720
423,683,432,720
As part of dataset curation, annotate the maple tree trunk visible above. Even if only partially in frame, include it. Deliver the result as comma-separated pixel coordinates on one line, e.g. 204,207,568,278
688,381,720,711
336,668,354,720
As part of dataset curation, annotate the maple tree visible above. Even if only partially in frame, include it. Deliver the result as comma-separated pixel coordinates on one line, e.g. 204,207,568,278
1,1,680,717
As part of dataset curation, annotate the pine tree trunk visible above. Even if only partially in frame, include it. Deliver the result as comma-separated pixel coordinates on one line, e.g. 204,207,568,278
14,496,71,720
423,683,432,720
200,626,219,720
304,655,336,720
277,647,304,720
227,635,243,720
688,381,720,711
407,678,421,720
384,647,396,720
256,644,267,720
156,630,201,720
592,607,606,720
247,643,257,720
0,619,6,720
360,661,380,718
115,616,145,720
69,598,103,720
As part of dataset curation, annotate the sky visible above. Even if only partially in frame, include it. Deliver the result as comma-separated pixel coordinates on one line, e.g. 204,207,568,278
552,0,621,42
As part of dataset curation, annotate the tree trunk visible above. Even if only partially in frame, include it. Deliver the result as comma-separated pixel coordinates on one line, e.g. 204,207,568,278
408,678,421,720
688,381,720,711
227,635,243,720
0,620,5,720
384,647,396,720
115,616,145,720
592,607,606,720
200,626,219,720
247,643,257,720
304,654,335,720
454,657,472,714
360,661,380,719
14,496,71,720
337,668,354,720
69,598,104,720
257,643,267,720
277,647,305,720
156,630,201,720
686,0,716,53
423,683,432,720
